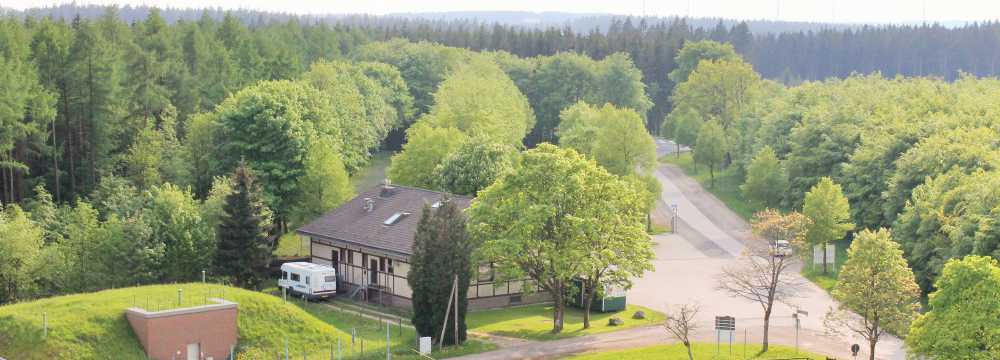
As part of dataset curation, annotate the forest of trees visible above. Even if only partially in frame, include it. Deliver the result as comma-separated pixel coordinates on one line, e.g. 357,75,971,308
664,41,1000,295
2,4,1000,313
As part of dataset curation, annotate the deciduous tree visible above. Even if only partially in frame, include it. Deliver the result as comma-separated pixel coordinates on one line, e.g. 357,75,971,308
469,144,647,333
802,177,853,274
693,120,726,186
825,229,920,360
741,146,788,208
907,256,1000,359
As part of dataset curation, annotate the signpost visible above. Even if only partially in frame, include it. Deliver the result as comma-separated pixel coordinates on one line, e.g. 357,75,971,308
793,309,808,354
670,203,678,233
714,316,735,356
851,343,860,359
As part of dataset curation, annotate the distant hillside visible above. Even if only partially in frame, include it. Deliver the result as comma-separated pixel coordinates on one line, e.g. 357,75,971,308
0,284,349,359
9,4,862,34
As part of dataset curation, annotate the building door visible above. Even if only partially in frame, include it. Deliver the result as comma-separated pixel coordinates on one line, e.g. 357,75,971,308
186,343,200,360
369,258,378,285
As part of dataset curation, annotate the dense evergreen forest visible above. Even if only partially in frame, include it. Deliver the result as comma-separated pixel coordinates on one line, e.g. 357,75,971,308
2,4,999,306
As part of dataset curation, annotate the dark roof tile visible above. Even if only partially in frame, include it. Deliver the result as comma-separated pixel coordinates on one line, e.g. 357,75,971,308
296,184,471,256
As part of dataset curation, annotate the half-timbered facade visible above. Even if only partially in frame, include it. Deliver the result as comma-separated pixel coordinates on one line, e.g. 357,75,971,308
296,183,550,310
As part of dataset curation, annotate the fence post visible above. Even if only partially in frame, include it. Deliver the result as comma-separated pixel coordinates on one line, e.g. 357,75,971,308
42,312,47,339
386,321,391,360
178,288,183,307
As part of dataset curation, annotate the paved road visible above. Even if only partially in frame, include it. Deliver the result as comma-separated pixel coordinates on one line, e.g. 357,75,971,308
458,139,906,359
627,142,906,359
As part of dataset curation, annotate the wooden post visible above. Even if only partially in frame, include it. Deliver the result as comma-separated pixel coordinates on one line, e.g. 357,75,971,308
438,275,458,349
453,275,459,346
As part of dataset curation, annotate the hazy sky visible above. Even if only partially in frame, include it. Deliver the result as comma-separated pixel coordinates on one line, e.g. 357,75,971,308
6,0,1000,24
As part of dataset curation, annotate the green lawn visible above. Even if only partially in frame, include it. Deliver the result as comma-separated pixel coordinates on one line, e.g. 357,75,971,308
568,342,827,360
351,150,392,192
661,153,759,221
0,283,492,360
801,239,851,292
273,232,309,257
467,303,665,341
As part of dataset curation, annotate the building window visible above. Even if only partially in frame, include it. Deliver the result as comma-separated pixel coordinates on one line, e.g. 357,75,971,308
387,259,394,274
291,273,300,282
478,263,494,283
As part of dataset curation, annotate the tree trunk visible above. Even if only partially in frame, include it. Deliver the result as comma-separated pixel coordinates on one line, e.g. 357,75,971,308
709,166,715,188
684,341,693,360
551,282,564,334
868,338,877,360
676,142,680,158
762,307,772,352
582,281,596,329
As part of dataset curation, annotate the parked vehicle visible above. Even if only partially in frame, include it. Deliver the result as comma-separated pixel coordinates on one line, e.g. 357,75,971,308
279,262,337,300
770,240,793,257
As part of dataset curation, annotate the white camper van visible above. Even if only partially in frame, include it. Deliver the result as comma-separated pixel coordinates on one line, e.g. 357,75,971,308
279,262,337,300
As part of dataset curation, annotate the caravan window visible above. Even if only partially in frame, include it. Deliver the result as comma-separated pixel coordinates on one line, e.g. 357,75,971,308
305,276,311,285
324,275,336,283
290,273,300,282
282,271,288,280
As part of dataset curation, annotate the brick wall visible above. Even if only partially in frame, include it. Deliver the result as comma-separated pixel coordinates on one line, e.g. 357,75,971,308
126,298,238,360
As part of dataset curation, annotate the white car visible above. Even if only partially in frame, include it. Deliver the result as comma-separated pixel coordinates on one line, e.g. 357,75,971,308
279,262,337,300
771,240,793,257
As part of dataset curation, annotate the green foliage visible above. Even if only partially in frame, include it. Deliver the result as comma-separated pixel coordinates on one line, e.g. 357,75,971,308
434,140,517,196
291,138,353,226
883,127,1000,225
558,102,656,176
671,58,761,131
693,120,726,186
143,183,215,281
388,123,467,189
826,229,920,355
206,80,337,222
215,162,273,289
741,146,787,208
894,169,1000,292
420,59,535,146
667,40,741,85
802,177,853,273
409,199,473,345
469,144,647,334
0,204,44,302
301,60,400,173
526,52,652,145
907,256,1000,358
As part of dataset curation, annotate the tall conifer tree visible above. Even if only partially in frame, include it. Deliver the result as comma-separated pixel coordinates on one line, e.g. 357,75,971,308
409,198,471,345
215,161,272,289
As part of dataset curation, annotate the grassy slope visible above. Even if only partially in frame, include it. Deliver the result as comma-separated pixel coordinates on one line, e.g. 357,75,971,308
351,150,392,193
467,304,665,341
0,283,489,359
568,342,826,360
661,153,851,291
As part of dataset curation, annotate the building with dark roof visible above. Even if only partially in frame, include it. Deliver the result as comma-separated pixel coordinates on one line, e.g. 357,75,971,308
296,183,549,309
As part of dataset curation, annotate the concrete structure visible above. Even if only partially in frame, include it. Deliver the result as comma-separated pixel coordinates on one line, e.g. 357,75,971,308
297,183,551,310
126,298,238,360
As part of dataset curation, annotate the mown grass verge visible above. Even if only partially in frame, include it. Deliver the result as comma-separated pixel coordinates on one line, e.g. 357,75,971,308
567,342,827,359
467,303,665,341
660,153,758,221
